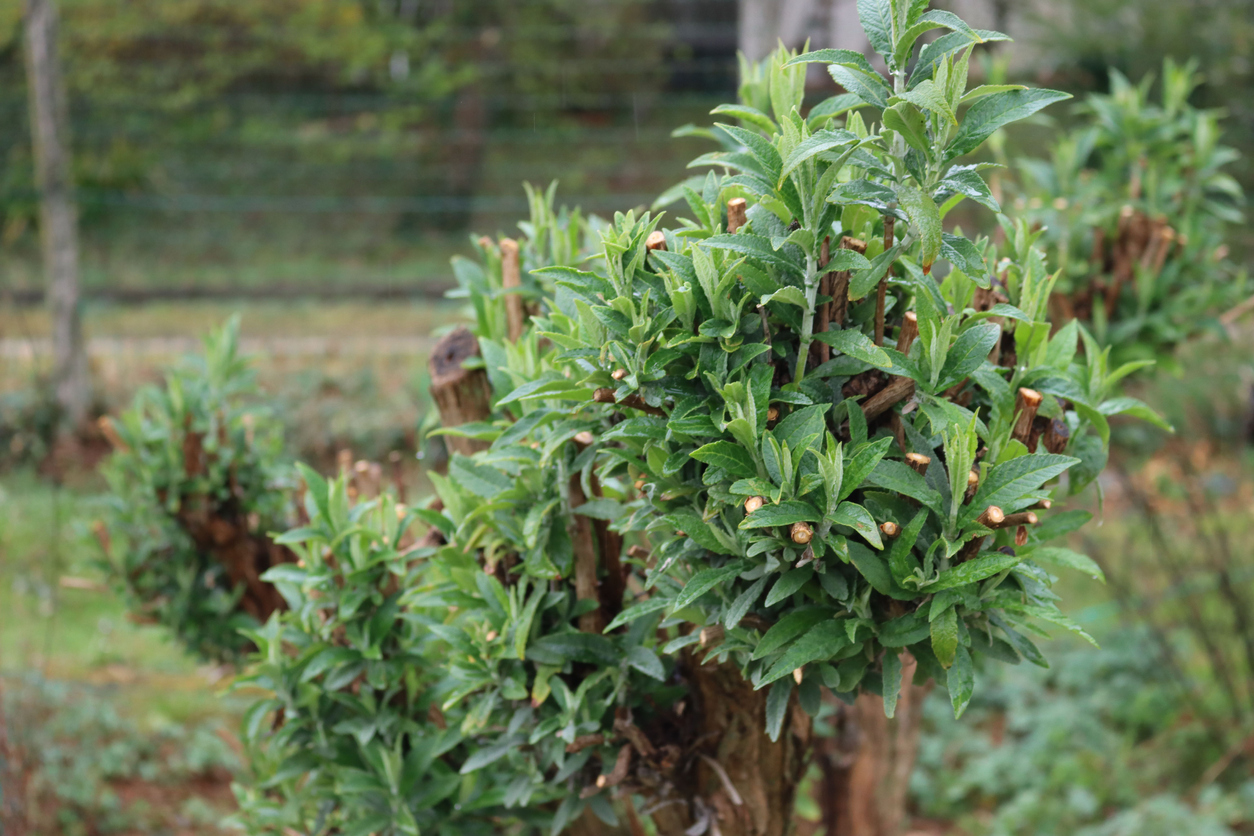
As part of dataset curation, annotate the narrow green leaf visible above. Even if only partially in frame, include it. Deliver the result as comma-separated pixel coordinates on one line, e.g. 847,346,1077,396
1029,547,1106,583
813,328,892,368
931,605,959,668
740,500,822,530
672,562,747,610
947,89,1072,159
765,566,816,607
690,441,759,479
948,645,975,718
765,679,793,742
625,646,666,681
897,181,942,273
882,651,903,719
925,553,1020,591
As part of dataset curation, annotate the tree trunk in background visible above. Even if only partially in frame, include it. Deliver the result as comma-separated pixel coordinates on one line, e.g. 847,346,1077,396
818,654,931,836
738,0,822,61
24,0,89,433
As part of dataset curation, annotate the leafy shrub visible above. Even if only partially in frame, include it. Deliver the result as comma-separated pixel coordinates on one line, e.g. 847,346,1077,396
1011,59,1246,366
98,317,296,662
231,4,1158,833
0,386,61,470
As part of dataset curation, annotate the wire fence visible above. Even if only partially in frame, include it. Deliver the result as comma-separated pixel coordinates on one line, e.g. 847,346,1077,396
0,0,751,300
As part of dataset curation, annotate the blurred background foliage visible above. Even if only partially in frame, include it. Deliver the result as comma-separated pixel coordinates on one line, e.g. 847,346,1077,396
1,0,1253,833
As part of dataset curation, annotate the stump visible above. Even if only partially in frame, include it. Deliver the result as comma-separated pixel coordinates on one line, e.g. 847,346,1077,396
428,326,493,458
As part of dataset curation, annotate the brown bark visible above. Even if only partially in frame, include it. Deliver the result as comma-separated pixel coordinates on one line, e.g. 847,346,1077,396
24,0,89,433
861,376,916,423
819,654,931,836
176,496,294,622
682,660,812,836
428,326,493,458
727,198,748,234
569,466,604,635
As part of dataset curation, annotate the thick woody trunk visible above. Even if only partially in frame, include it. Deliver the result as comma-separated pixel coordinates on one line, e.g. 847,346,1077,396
24,0,89,433
818,654,931,836
656,659,811,836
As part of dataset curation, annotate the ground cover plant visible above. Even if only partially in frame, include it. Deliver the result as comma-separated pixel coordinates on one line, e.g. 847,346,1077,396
96,4,1164,834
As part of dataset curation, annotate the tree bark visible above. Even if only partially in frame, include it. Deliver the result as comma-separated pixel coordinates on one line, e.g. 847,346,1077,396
428,326,493,460
24,0,89,433
818,653,931,836
677,659,812,836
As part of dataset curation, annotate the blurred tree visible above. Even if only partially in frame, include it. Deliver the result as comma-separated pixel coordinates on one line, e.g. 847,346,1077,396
23,0,89,432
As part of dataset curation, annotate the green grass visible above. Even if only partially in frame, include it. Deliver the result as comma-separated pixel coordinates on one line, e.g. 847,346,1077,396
0,469,243,725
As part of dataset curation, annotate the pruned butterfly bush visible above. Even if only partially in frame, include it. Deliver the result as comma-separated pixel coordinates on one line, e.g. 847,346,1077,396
1011,58,1246,366
97,318,296,662
226,6,1156,836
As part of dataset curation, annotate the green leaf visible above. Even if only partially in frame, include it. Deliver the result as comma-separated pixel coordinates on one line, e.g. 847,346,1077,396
887,509,929,585
841,437,895,501
774,405,829,456
604,595,671,632
496,376,582,406
760,619,849,687
829,64,893,111
740,500,822,529
760,286,811,308
806,93,866,126
704,234,803,273
866,460,942,512
883,102,931,155
460,738,518,774
525,633,620,666
765,679,793,742
813,329,892,368
666,509,738,556
831,502,883,550
784,49,876,69
573,499,624,521
925,553,1020,591
848,243,905,300
960,83,1026,103
940,234,990,279
938,323,999,389
895,79,957,125
882,651,903,719
625,646,666,680
716,123,783,181
897,181,942,273
857,0,896,66
672,562,748,610
931,605,959,668
725,576,768,629
691,441,758,479
780,129,858,182
948,645,974,718
947,89,1072,159
766,566,816,607
1097,397,1172,432
710,103,777,134
849,543,914,600
752,607,832,659
963,454,1079,523
1029,547,1106,583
